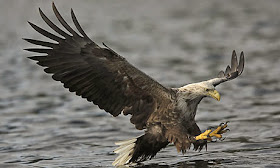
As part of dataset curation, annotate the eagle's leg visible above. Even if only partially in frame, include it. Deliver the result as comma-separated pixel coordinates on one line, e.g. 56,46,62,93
195,122,229,141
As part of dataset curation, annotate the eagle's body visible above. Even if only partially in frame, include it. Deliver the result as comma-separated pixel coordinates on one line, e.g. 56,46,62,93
25,3,244,166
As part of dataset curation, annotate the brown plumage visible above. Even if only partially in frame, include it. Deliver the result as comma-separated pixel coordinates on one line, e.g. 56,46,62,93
24,3,244,166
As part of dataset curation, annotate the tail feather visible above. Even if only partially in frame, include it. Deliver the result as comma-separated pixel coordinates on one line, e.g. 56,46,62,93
112,138,136,166
114,143,134,154
112,134,169,166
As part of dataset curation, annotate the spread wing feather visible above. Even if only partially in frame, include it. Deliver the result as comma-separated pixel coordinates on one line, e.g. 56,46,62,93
209,50,244,86
24,3,174,129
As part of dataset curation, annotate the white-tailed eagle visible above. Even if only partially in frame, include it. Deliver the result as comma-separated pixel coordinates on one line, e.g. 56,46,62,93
24,3,244,166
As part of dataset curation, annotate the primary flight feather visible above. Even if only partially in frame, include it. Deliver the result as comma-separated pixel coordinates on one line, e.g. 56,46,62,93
24,3,244,166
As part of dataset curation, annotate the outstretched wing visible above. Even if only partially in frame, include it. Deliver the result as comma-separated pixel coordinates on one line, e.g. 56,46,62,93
24,3,175,130
208,50,244,86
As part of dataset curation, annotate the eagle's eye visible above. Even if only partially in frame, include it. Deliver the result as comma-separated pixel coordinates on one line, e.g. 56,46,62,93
205,88,210,92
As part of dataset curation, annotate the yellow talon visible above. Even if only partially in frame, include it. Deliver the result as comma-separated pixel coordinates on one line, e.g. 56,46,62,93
195,129,212,140
210,133,222,139
209,127,222,138
195,122,229,142
209,122,228,139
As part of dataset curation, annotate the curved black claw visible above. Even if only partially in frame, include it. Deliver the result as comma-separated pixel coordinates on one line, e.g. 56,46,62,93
193,139,207,152
220,137,226,141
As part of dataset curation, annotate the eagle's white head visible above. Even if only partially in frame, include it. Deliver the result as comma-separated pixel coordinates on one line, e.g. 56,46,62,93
178,81,220,101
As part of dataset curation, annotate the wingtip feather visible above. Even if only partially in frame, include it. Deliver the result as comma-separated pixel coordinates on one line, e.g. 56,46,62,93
70,8,92,42
27,56,47,61
27,56,39,61
225,65,231,75
52,1,56,9
238,51,245,75
217,71,225,78
27,21,34,26
231,50,238,72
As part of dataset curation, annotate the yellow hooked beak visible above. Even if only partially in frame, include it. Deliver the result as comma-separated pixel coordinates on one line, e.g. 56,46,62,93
208,90,221,101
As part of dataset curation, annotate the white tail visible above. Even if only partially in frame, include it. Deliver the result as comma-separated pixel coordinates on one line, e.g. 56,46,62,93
112,138,137,166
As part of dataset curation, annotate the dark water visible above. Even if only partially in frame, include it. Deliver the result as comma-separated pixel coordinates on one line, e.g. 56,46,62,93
0,0,280,167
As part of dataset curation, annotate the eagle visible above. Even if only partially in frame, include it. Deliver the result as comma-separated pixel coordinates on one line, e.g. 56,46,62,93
24,3,244,166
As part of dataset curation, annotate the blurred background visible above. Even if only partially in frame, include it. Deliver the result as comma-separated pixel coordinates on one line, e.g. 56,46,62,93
0,0,279,167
